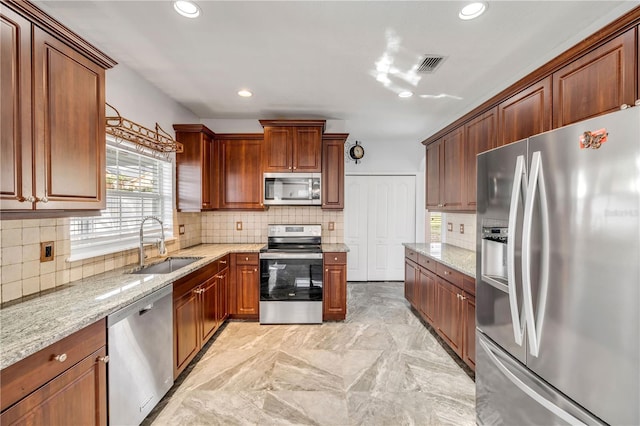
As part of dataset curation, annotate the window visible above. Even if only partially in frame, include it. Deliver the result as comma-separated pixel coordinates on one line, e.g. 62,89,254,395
70,140,174,259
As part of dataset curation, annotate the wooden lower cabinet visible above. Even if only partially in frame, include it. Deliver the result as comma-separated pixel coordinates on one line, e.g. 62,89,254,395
323,252,347,321
230,253,260,319
173,257,229,378
404,251,476,371
0,320,107,425
436,278,464,357
419,267,437,325
463,293,476,369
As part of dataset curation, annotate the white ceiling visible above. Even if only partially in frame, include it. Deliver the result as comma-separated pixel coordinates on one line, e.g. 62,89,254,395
35,1,639,146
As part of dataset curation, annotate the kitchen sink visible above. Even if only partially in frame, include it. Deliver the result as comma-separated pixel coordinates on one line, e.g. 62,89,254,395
130,257,203,274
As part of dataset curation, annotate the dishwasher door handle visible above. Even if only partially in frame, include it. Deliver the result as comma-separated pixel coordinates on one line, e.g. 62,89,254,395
139,303,154,315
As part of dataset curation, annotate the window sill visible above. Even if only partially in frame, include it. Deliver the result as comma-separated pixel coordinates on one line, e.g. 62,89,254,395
67,236,178,263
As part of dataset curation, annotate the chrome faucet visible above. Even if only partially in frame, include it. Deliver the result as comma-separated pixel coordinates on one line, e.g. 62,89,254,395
139,216,167,267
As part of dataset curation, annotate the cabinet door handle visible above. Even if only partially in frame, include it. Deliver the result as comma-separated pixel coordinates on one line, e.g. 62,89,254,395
36,196,49,203
98,355,110,364
293,166,297,170
53,353,68,363
254,268,258,272
24,195,36,203
325,268,329,272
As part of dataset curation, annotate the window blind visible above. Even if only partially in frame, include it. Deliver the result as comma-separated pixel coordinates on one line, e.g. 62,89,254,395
70,140,174,259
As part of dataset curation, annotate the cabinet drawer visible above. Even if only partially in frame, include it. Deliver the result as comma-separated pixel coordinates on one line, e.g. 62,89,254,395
174,261,217,299
418,254,436,272
405,248,418,263
436,263,463,288
463,275,476,297
235,253,259,265
216,254,230,270
0,319,106,411
324,252,347,265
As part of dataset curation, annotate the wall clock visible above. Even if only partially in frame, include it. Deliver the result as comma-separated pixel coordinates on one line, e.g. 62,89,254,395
346,140,365,164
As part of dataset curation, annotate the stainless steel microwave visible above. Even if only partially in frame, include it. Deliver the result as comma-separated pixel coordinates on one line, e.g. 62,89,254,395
263,173,321,206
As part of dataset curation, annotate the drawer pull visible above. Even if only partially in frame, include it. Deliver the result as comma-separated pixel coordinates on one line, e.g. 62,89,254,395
53,353,67,363
98,355,110,364
245,257,249,261
334,257,338,261
444,271,450,275
220,260,227,264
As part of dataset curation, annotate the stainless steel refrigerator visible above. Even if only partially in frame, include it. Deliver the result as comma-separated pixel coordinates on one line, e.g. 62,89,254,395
476,106,639,425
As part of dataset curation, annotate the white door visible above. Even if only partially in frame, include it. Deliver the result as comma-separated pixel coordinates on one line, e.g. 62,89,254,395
345,176,369,281
345,175,416,281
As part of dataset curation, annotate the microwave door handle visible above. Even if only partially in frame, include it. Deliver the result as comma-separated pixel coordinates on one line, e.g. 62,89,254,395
522,151,550,358
507,155,527,346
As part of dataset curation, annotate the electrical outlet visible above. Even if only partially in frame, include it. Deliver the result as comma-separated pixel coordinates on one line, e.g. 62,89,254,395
459,224,465,234
447,222,453,232
236,221,243,231
328,222,335,231
40,241,54,262
179,224,185,235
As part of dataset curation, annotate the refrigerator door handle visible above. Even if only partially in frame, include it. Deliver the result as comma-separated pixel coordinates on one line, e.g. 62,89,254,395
479,338,586,426
522,151,550,358
507,154,527,346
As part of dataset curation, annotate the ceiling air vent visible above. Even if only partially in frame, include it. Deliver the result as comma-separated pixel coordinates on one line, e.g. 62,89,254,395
417,55,446,73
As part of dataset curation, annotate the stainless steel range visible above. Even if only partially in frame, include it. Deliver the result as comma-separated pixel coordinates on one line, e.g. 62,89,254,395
259,224,323,324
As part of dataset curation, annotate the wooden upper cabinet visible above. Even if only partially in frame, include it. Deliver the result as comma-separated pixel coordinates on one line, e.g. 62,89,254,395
425,140,441,210
322,133,347,210
553,29,636,127
292,127,322,171
174,124,217,212
464,108,497,209
217,135,264,210
441,127,465,210
637,24,640,102
262,127,292,172
260,120,325,173
1,7,32,210
0,2,115,214
498,76,552,147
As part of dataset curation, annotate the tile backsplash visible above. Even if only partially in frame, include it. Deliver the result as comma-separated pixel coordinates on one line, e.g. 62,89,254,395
0,206,343,304
441,212,476,251
202,206,343,244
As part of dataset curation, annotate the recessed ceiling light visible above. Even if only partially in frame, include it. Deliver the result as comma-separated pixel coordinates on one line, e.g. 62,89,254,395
238,90,253,97
173,1,200,18
398,91,413,98
459,2,486,20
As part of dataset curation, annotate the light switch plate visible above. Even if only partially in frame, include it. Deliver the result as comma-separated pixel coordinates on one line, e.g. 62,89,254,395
179,224,185,235
328,222,335,231
447,222,453,232
459,224,465,234
236,221,243,231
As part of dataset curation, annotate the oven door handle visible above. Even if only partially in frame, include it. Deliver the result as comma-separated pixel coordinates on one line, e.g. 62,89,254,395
259,253,324,260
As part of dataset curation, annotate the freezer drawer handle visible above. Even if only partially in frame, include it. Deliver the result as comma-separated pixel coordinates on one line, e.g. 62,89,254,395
522,151,550,358
479,338,586,426
507,154,527,346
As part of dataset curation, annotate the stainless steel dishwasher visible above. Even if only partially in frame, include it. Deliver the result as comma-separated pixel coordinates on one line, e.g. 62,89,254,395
107,285,173,426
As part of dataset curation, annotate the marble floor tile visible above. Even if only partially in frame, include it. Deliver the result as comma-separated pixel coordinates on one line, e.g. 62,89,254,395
146,282,475,425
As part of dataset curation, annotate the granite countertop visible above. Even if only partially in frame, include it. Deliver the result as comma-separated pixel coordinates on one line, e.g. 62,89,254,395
0,243,264,370
321,243,350,252
402,243,476,278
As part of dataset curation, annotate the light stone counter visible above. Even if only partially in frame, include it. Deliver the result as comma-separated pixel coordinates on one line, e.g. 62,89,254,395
0,244,264,370
402,243,476,278
321,243,350,252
